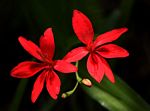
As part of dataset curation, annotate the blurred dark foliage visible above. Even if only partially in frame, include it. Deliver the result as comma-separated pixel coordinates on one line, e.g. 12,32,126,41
0,0,150,111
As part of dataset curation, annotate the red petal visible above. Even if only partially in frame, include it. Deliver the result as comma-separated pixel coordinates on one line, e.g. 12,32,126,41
63,47,89,62
99,56,115,83
31,70,46,103
96,44,129,58
46,71,61,99
18,36,42,61
54,60,77,73
93,28,128,48
87,54,104,82
72,10,94,45
11,61,46,78
40,28,55,60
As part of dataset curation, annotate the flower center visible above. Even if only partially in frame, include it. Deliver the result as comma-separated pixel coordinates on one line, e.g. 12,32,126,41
37,51,55,69
47,61,55,69
87,47,92,53
86,43,95,54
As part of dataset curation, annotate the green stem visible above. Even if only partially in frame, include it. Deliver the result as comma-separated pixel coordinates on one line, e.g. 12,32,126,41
66,82,79,96
9,79,28,111
62,61,83,98
75,61,82,82
62,82,79,98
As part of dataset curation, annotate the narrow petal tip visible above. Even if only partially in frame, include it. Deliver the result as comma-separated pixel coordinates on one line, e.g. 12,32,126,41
111,78,115,84
120,27,128,33
44,27,52,35
107,73,115,84
18,36,25,42
73,9,80,15
125,50,130,57
31,98,35,103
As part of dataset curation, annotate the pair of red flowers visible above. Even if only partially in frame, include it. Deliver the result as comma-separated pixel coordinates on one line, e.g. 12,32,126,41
11,10,129,103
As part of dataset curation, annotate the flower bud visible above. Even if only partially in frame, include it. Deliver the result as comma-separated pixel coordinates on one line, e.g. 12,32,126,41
61,93,67,99
82,78,92,87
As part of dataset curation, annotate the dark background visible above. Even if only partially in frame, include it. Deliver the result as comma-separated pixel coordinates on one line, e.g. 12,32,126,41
0,0,150,111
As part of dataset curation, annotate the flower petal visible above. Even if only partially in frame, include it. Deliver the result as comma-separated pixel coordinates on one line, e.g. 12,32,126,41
72,10,94,45
63,46,89,62
11,61,46,78
18,36,42,61
46,71,61,99
31,70,46,103
87,54,104,83
54,60,77,73
93,28,128,48
40,28,55,60
96,44,129,58
99,56,115,83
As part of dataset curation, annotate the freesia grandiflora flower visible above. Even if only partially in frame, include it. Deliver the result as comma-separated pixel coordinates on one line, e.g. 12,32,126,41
64,10,129,83
11,28,77,103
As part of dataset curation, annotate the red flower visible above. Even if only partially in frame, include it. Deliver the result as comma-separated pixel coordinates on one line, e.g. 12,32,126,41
11,28,77,103
63,10,129,83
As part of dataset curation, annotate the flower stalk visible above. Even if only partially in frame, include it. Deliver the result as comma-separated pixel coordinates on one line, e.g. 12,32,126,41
61,82,79,99
62,61,92,98
75,61,82,83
